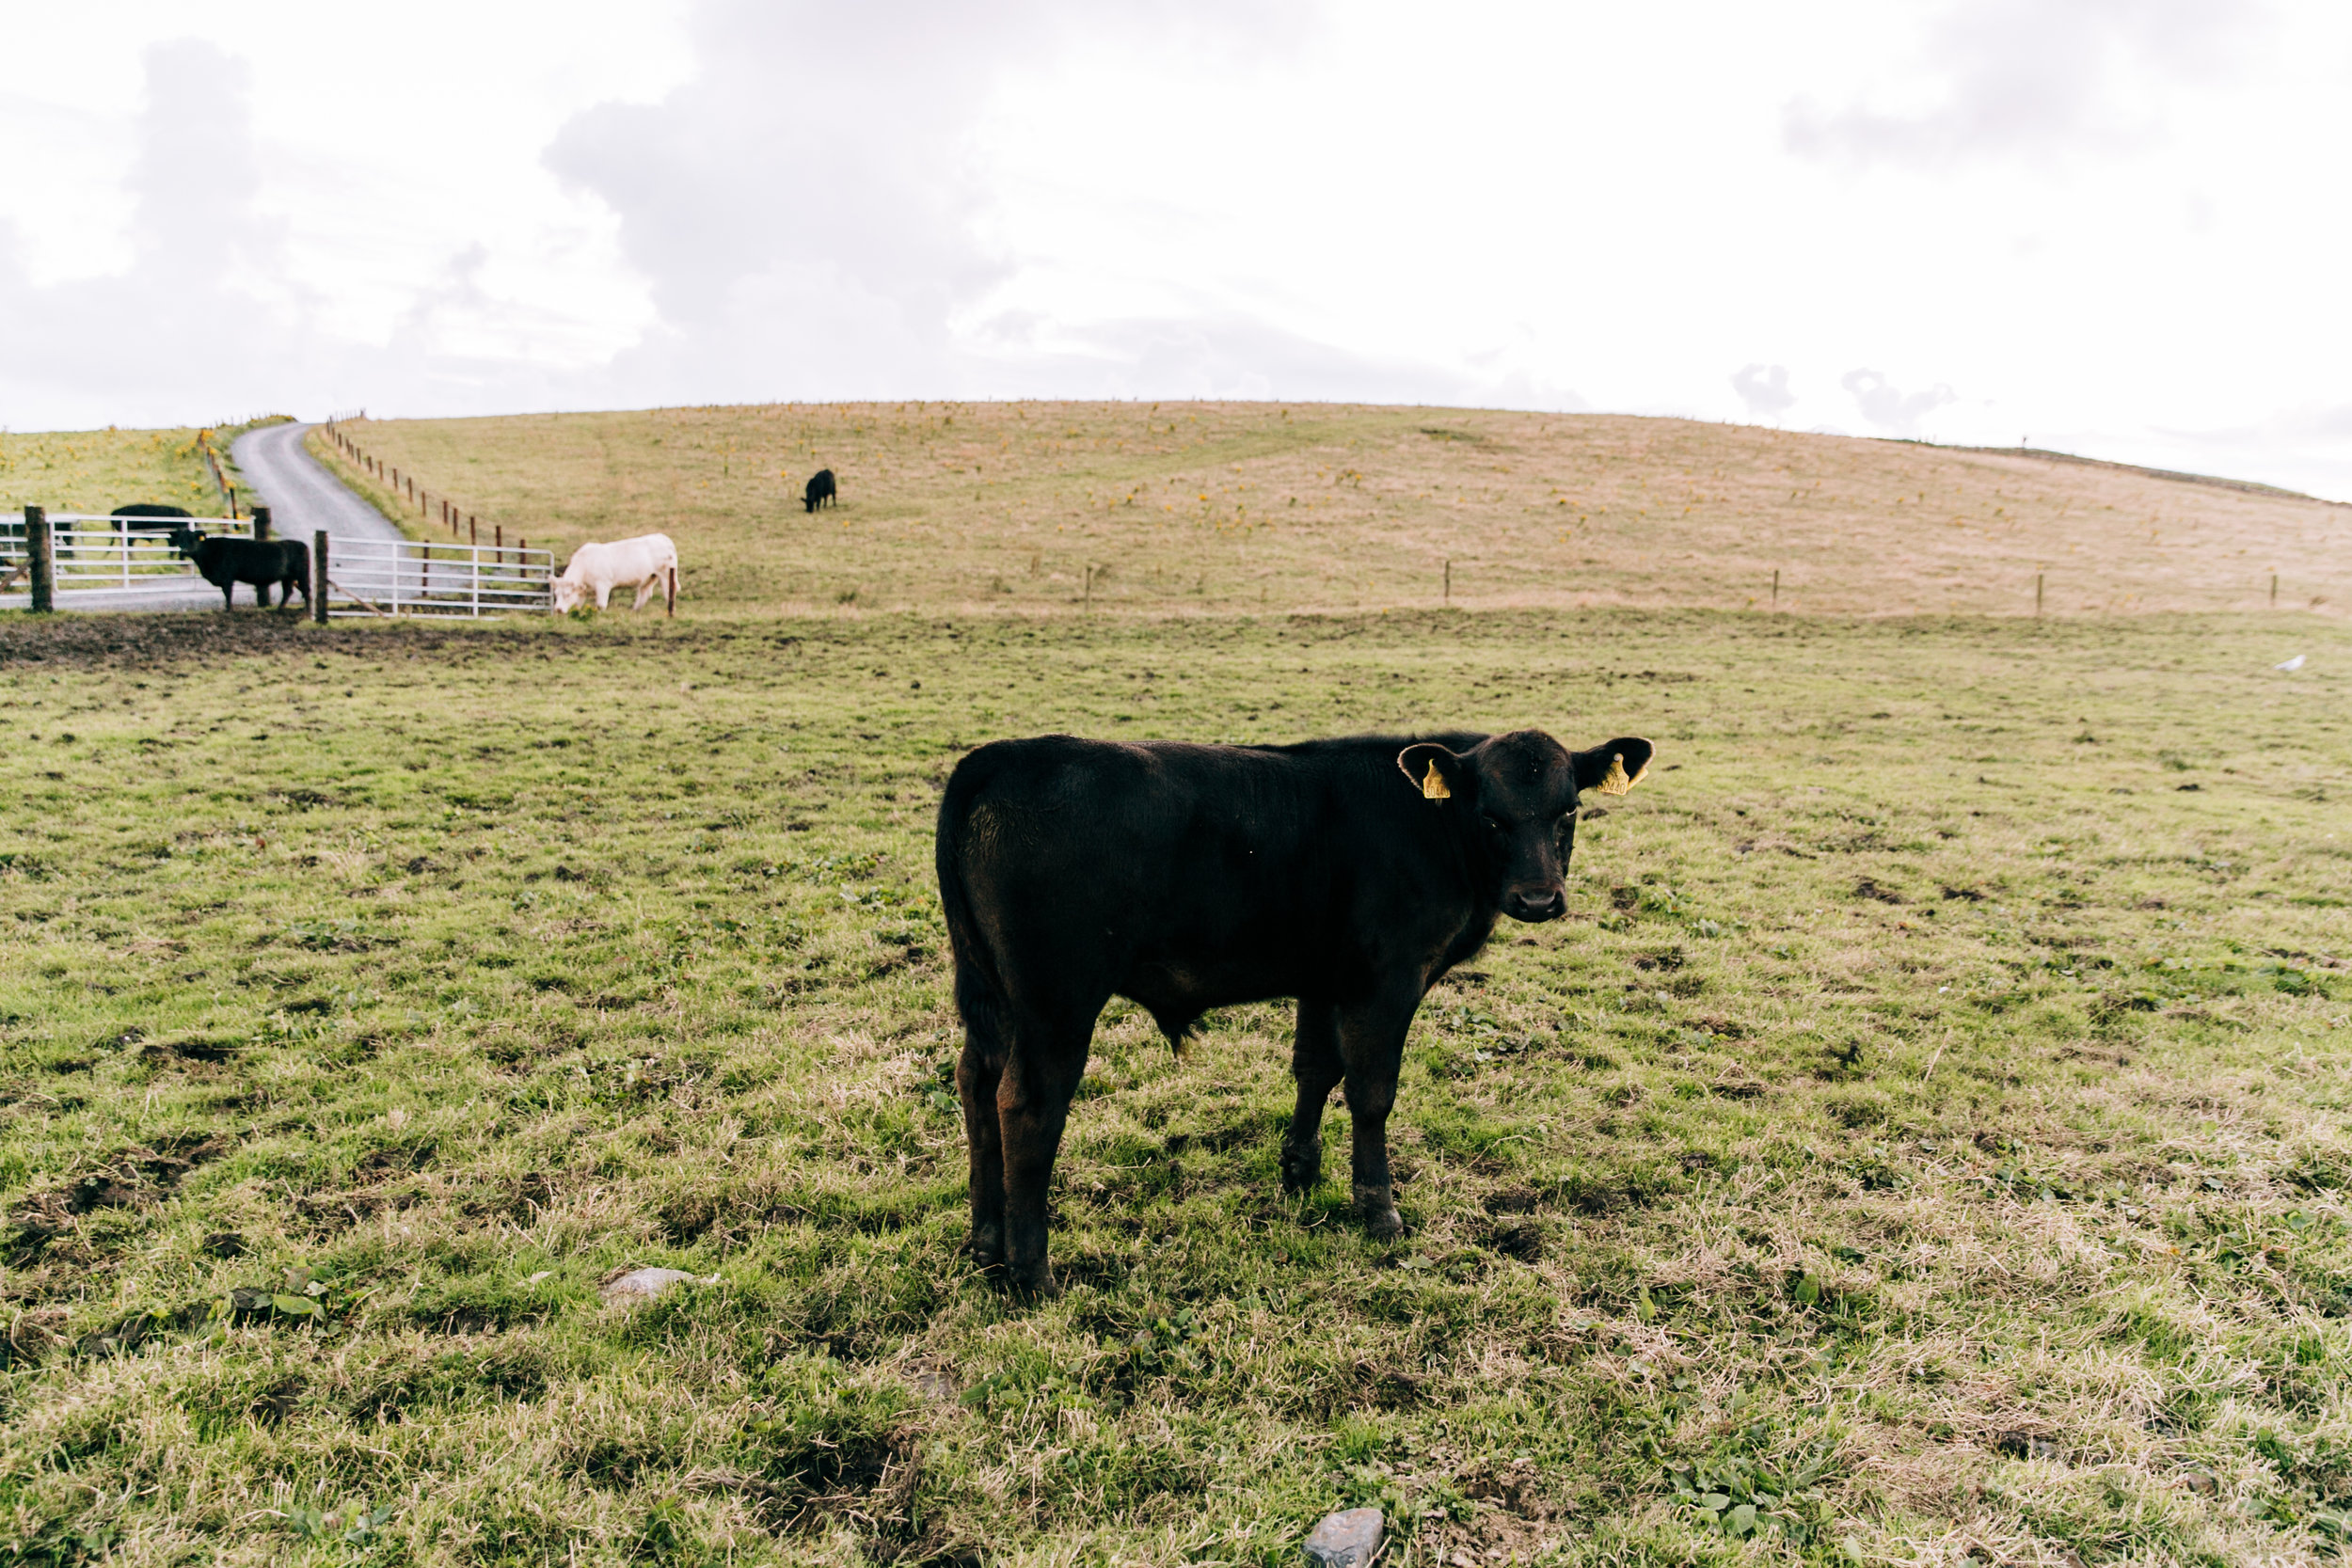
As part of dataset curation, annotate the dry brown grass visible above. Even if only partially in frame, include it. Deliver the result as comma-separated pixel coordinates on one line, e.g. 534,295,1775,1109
319,403,2350,618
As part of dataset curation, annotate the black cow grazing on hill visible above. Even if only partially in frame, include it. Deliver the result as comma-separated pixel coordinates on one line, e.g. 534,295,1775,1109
803,468,836,514
113,503,192,532
937,726,1655,1293
169,527,310,610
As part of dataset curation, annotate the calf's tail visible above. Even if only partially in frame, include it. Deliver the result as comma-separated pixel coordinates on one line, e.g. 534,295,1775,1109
936,753,1013,1057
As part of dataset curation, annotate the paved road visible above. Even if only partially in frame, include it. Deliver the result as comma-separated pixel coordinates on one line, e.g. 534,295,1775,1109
1,421,395,612
232,421,405,548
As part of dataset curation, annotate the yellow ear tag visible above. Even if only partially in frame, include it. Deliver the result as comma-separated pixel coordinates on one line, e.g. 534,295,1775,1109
1597,753,1642,797
1421,760,1452,800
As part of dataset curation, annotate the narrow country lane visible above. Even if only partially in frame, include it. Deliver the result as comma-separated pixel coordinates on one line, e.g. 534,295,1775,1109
230,421,406,548
2,421,402,613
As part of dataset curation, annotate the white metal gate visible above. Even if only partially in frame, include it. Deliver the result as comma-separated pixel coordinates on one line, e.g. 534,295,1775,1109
324,537,553,618
0,515,252,593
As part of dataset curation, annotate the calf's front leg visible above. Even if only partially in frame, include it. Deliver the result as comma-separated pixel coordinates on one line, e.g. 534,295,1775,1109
1281,996,1343,1194
1336,988,1419,1240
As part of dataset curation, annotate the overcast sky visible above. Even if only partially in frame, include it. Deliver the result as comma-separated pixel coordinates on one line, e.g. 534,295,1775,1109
6,1,2351,497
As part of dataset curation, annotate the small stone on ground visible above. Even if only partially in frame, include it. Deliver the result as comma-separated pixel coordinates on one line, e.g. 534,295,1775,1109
1304,1506,1383,1567
597,1266,716,1303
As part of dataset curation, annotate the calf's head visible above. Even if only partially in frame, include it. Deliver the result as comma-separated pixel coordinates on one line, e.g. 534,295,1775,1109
551,572,586,613
167,527,201,559
1396,729,1654,922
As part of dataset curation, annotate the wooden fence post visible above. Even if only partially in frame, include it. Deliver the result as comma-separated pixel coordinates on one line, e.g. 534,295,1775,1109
2036,573,2043,616
2271,572,2279,608
311,531,329,625
26,505,55,613
1443,558,1451,603
1772,568,1779,608
252,505,271,543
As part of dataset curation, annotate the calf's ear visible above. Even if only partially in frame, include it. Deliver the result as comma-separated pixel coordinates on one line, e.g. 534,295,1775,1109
1396,743,1472,802
1572,736,1655,797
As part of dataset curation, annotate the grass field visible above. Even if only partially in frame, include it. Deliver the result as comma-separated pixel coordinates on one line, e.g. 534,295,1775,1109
1,426,254,524
316,404,2352,620
3,603,2348,1566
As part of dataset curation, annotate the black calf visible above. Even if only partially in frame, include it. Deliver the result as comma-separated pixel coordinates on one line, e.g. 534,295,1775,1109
803,468,836,514
170,528,310,611
935,726,1654,1293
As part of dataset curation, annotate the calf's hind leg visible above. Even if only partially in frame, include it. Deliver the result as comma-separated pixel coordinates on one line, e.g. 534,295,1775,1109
1281,996,1343,1194
956,1028,1009,1269
996,1008,1095,1296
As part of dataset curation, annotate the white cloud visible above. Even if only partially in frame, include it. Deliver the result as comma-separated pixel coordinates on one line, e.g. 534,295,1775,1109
1841,369,1957,436
1732,365,1797,420
1783,0,2263,167
3,2,2352,503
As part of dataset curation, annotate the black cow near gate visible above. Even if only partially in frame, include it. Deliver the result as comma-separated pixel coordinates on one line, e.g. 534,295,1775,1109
169,527,310,611
935,725,1655,1294
112,503,192,533
803,468,836,514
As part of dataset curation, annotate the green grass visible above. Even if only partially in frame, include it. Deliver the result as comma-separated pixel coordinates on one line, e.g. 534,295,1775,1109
1,607,2348,1567
0,423,273,523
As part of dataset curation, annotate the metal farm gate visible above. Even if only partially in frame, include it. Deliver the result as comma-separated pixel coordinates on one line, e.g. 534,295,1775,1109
319,537,553,619
0,514,253,595
3,511,553,619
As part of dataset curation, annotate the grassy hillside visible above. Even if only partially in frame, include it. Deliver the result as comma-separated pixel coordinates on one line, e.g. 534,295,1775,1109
0,427,245,520
3,607,2348,1565
319,404,2352,618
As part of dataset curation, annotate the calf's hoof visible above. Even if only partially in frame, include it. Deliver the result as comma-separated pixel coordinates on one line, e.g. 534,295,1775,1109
1279,1142,1322,1195
1354,1184,1405,1240
1007,1262,1060,1301
965,1224,1006,1271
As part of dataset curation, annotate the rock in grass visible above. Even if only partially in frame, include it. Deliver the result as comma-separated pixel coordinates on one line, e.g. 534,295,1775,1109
1304,1507,1383,1567
597,1266,717,1304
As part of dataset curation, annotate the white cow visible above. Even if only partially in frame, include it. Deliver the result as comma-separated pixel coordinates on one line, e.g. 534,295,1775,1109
553,533,680,616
